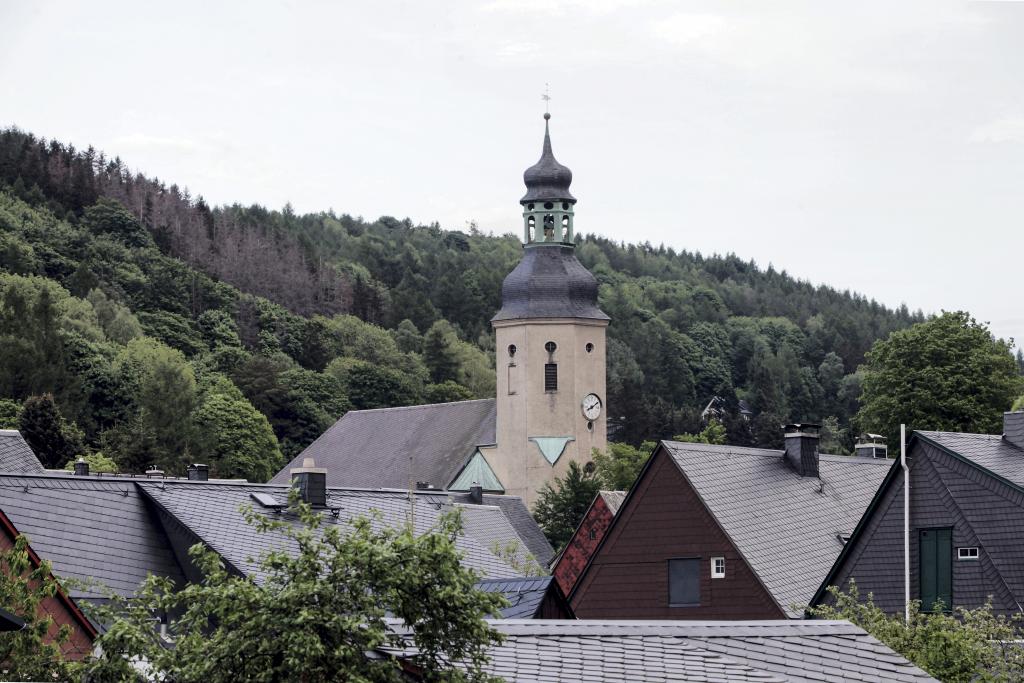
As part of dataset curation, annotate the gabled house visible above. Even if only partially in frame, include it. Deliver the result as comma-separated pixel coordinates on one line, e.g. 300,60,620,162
0,429,44,473
812,411,1024,615
0,509,96,659
552,490,625,595
570,425,891,619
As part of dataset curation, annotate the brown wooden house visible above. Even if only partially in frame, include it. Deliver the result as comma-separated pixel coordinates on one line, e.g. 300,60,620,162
569,425,891,619
551,490,625,595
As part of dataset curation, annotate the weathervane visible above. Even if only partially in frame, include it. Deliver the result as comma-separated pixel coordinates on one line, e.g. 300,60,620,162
541,83,551,114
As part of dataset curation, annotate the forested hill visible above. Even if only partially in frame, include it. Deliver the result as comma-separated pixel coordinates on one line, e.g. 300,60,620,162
0,127,924,478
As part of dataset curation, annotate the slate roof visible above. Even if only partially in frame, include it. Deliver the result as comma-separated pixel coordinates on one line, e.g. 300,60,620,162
491,245,609,322
917,430,1024,489
598,490,626,515
449,491,555,566
0,430,44,473
0,474,185,597
137,482,524,581
393,620,935,682
270,399,497,491
663,441,892,617
476,576,558,619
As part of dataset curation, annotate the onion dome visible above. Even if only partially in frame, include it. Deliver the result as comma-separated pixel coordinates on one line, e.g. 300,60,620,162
521,113,576,204
492,245,609,322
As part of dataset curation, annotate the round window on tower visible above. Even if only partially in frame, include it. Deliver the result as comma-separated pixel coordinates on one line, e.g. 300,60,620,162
528,203,535,211
545,341,557,354
562,202,569,210
587,421,594,432
544,201,554,210
508,344,517,358
586,342,594,353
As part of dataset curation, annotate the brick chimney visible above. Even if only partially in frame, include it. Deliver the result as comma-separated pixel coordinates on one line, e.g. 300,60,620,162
784,423,820,478
291,457,327,507
1005,412,1024,450
187,463,209,481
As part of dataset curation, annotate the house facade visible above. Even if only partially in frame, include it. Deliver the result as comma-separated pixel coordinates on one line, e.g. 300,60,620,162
570,425,891,619
812,411,1024,616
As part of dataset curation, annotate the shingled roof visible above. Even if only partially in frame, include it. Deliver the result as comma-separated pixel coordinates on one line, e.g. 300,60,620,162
0,430,44,474
394,620,935,682
475,576,567,619
138,482,529,582
0,473,185,597
449,491,554,566
916,430,1024,488
663,441,892,617
270,399,497,491
0,473,553,600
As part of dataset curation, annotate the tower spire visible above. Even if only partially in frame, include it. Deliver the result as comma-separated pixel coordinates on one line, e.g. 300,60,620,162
520,113,575,245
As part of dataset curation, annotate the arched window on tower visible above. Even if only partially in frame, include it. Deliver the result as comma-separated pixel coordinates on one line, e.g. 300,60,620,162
543,214,555,241
527,215,536,243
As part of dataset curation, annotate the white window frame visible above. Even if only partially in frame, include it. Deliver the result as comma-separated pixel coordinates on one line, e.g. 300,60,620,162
957,547,979,560
711,556,725,579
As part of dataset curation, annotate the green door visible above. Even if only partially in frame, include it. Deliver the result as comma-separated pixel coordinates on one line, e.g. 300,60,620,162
920,528,952,611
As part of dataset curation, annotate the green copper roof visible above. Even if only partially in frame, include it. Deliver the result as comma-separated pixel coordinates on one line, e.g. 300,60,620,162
530,437,575,466
449,450,504,492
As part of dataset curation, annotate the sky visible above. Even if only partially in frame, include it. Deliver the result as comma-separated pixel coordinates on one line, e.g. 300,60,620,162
1,1,1022,348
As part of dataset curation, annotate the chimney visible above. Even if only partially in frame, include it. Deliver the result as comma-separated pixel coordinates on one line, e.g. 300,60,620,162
415,481,433,490
784,423,820,477
145,466,164,478
73,457,89,476
291,457,327,507
187,463,209,481
469,482,483,505
854,433,888,459
1005,412,1024,450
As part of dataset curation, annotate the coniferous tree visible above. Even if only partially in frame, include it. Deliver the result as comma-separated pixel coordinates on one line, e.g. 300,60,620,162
18,394,83,468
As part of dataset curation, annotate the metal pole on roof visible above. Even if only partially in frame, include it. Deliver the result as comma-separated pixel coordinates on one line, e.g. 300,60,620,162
902,423,910,623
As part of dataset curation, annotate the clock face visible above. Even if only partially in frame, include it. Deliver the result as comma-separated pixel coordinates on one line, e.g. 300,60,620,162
582,393,602,420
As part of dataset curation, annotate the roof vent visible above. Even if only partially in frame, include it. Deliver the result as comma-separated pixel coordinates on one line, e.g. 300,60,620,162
187,463,209,481
783,423,820,478
854,433,888,459
291,457,327,507
145,466,164,478
415,481,434,490
73,457,89,476
1005,411,1024,450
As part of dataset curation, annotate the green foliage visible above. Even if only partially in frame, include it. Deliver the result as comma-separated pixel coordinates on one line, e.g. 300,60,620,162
0,398,20,428
192,392,283,482
80,496,506,682
673,419,727,444
0,535,78,680
809,581,1024,682
1013,395,1024,412
532,461,602,551
592,441,657,491
111,338,197,473
857,312,1024,445
18,393,84,468
424,320,461,384
63,451,119,473
820,415,849,455
490,540,545,578
425,381,475,404
326,357,420,410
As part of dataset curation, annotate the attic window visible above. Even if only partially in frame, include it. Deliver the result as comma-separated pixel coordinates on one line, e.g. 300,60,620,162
711,557,725,579
588,528,597,541
957,547,979,560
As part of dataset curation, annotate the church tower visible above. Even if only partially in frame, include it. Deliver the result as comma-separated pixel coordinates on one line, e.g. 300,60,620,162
487,114,610,506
